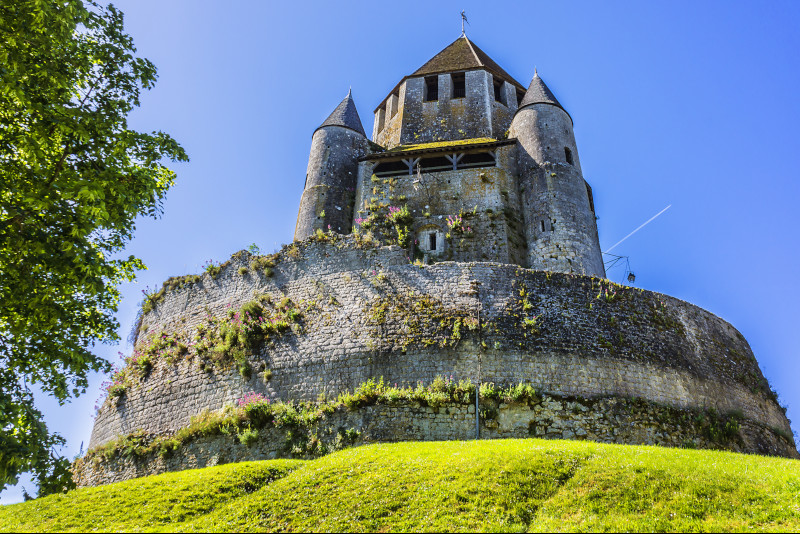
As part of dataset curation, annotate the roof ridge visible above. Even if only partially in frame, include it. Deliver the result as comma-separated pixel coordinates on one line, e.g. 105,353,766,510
463,35,482,66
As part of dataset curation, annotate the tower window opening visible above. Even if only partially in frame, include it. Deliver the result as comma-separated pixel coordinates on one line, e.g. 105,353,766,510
541,220,545,232
493,79,506,105
424,76,439,102
429,233,437,251
451,72,466,98
516,89,524,106
565,147,574,165
391,91,399,117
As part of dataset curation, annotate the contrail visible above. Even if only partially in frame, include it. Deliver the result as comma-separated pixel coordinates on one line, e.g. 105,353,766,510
604,205,671,254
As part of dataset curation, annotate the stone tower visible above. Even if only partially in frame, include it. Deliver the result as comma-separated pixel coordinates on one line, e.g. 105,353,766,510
295,36,605,275
372,35,525,149
510,72,605,276
294,90,369,240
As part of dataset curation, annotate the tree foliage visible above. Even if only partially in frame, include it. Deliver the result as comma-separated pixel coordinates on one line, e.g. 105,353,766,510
0,0,187,494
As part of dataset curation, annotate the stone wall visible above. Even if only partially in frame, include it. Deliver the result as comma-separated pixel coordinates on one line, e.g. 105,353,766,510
354,144,527,265
511,103,605,277
374,71,520,148
89,238,795,455
75,392,797,488
373,84,404,148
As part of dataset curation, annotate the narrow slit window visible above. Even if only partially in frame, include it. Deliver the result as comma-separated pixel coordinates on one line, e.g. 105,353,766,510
565,147,574,165
429,233,437,251
516,90,525,106
424,76,439,102
451,72,466,98
541,220,546,232
493,78,506,105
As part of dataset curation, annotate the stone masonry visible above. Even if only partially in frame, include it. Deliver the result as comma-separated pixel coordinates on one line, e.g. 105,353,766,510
77,389,795,488
89,237,794,456
82,36,797,485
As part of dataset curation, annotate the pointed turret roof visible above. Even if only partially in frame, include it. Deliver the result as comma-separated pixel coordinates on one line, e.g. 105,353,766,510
318,89,366,137
412,35,524,88
518,71,566,113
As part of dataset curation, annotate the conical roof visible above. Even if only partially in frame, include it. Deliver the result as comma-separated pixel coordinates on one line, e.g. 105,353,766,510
412,35,524,88
318,90,366,137
518,72,565,111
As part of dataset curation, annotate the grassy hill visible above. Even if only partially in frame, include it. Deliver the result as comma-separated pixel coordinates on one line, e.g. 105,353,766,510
1,439,799,532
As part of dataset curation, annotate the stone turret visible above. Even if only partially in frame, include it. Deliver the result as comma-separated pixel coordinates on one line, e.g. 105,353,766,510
294,91,369,240
509,72,605,277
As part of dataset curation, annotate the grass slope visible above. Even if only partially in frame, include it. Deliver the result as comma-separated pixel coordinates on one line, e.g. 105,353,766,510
2,439,799,532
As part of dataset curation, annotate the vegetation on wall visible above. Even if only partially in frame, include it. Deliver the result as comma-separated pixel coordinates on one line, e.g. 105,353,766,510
365,291,479,350
355,203,413,248
101,295,305,403
86,376,542,464
193,296,304,379
445,208,478,239
84,374,756,469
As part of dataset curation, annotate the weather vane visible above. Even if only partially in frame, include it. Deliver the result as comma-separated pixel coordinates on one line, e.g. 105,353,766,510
461,10,469,36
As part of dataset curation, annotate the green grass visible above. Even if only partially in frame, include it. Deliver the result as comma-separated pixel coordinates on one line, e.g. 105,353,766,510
0,460,304,533
2,439,799,532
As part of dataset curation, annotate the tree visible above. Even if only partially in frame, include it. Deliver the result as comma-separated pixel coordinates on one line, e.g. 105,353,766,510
0,0,187,495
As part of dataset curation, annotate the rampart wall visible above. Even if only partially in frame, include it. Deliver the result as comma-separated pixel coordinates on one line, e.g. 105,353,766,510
76,392,795,488
89,237,794,458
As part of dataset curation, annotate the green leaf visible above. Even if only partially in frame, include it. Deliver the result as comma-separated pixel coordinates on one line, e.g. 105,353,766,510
0,0,186,497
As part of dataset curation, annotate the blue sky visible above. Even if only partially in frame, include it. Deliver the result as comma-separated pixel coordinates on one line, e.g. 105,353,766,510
4,0,799,503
